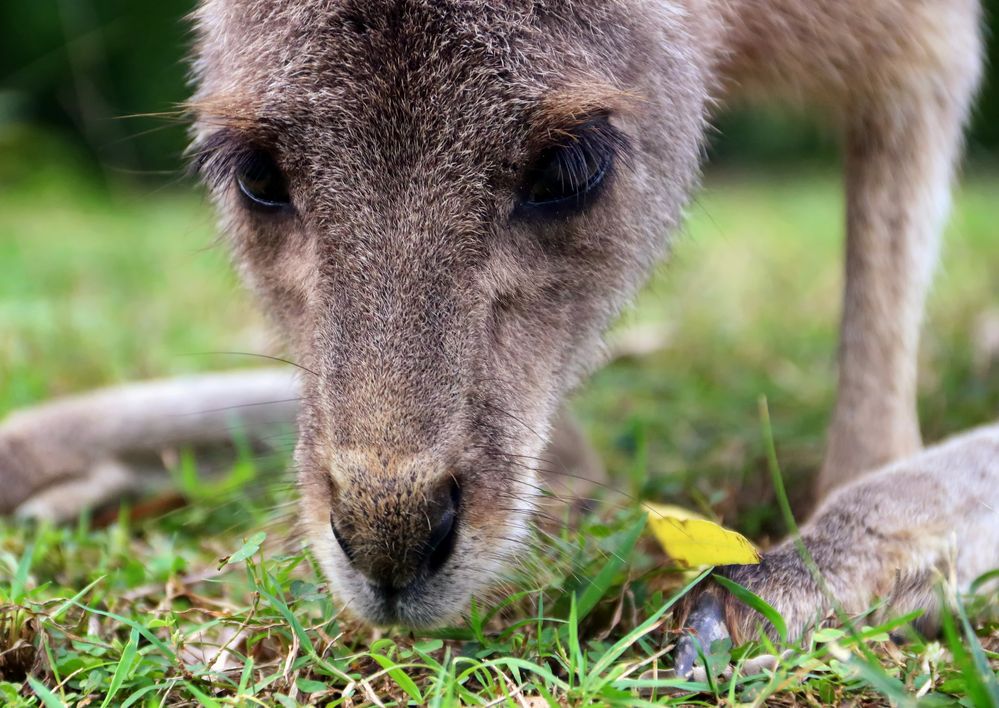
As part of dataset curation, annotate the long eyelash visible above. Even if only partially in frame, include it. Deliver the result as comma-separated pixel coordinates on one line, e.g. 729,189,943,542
530,116,632,200
186,130,255,190
556,117,632,185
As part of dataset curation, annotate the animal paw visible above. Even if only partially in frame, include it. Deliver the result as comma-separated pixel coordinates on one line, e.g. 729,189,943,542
672,553,826,679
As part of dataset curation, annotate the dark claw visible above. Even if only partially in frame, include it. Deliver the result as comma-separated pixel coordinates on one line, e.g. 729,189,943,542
673,591,730,679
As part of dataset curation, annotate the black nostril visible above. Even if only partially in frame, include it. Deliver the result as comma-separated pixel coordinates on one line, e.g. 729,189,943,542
426,478,461,573
331,478,461,586
330,514,357,563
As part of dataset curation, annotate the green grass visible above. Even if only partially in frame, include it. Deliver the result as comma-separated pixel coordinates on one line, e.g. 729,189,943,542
1,161,997,705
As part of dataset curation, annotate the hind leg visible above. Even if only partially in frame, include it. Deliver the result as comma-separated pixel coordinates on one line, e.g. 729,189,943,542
0,370,300,521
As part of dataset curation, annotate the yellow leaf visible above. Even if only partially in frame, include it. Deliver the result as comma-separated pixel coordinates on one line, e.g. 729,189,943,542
644,502,760,568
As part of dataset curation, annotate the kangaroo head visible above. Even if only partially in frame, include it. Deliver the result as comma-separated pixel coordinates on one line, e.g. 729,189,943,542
190,0,708,626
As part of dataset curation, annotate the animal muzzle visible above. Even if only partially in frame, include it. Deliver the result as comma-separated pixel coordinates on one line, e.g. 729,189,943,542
328,470,462,596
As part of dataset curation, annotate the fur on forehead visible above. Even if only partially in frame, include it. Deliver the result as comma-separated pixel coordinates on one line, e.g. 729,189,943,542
189,0,669,140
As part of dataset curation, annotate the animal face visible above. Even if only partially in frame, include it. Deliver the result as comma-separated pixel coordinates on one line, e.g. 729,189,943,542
190,0,708,626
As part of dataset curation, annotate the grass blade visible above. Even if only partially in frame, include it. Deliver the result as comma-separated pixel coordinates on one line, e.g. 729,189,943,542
368,653,424,703
49,575,105,622
568,593,585,686
72,602,177,662
10,541,35,603
101,626,140,708
952,590,999,705
576,514,647,622
184,681,222,707
969,568,999,595
255,587,352,683
587,567,712,690
27,676,66,708
120,684,164,708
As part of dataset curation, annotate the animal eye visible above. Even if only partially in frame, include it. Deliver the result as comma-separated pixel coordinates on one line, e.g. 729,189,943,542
521,117,625,211
235,150,291,211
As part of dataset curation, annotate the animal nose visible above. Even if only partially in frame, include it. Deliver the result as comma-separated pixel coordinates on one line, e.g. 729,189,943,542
330,477,461,591
422,490,458,572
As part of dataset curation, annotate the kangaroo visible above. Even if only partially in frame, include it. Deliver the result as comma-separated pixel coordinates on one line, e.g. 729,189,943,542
1,0,995,641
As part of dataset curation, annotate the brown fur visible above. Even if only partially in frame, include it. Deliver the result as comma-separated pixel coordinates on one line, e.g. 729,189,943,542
706,423,999,643
1,0,992,633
